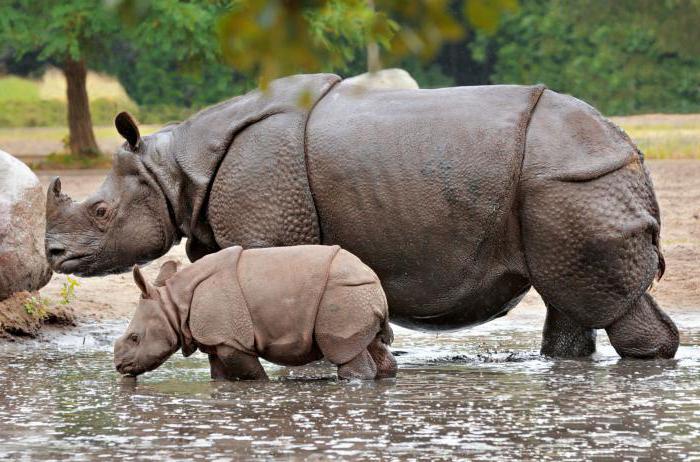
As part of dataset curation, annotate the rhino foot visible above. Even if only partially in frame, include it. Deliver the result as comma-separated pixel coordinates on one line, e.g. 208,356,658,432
605,293,679,359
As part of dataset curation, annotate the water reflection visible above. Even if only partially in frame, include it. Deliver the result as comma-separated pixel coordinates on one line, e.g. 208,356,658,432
0,313,698,460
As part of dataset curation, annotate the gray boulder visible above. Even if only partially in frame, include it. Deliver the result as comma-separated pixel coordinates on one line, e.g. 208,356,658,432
0,150,52,300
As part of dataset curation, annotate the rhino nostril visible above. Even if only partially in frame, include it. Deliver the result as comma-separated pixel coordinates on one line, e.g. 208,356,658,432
49,249,66,258
48,246,66,259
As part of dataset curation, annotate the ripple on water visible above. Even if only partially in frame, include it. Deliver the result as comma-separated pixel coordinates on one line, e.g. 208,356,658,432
0,312,698,460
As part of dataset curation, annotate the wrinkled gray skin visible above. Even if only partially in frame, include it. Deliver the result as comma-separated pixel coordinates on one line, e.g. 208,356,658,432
48,74,679,359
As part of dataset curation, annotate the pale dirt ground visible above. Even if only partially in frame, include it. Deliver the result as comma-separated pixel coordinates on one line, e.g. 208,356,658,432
36,160,699,323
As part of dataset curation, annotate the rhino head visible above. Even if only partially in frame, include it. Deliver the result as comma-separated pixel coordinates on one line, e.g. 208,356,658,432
114,262,181,377
45,113,179,276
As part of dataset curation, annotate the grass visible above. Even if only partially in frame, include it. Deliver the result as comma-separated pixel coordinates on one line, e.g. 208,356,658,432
0,70,138,127
611,114,700,160
0,76,41,102
0,125,161,143
0,68,134,104
27,152,115,170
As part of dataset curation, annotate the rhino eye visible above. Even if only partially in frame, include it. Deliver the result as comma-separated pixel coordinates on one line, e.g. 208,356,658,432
129,333,139,343
95,206,108,218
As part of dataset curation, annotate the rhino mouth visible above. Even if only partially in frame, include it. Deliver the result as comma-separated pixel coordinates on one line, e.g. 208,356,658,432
50,251,137,277
54,254,90,274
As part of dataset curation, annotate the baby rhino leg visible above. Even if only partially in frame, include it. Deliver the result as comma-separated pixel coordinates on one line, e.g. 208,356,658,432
606,293,679,359
367,337,397,379
337,350,377,380
211,345,269,381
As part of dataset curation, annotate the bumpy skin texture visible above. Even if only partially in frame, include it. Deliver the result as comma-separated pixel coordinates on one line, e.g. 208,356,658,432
161,74,337,260
53,74,677,359
164,245,394,380
209,113,321,249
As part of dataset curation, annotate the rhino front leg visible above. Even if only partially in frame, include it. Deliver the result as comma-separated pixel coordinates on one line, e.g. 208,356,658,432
541,304,597,358
337,349,377,380
211,345,269,381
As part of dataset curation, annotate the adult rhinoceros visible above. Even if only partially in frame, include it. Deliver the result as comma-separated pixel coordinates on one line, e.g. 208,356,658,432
45,74,678,359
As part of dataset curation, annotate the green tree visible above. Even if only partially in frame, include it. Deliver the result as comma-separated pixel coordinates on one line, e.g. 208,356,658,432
109,0,248,109
217,0,518,86
472,0,700,114
2,0,120,156
1,0,238,157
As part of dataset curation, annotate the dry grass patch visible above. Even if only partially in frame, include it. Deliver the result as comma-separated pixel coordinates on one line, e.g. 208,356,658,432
612,114,700,160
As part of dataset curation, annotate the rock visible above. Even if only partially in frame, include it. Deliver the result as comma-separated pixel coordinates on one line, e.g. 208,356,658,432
0,150,52,300
344,68,419,90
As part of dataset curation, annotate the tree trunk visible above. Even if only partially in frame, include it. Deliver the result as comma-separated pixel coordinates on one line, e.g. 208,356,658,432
366,0,381,72
367,42,381,73
63,58,100,158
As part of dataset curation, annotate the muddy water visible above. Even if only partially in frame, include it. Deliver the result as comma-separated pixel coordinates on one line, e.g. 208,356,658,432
1,310,699,461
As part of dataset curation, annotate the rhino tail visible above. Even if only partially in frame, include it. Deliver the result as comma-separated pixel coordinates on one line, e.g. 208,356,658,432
652,205,665,281
639,154,665,281
379,317,394,346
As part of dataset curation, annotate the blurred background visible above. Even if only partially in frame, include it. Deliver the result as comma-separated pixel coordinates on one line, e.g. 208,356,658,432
1,0,698,166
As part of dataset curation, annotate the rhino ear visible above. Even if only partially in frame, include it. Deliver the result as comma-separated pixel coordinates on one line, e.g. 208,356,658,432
132,265,152,298
115,112,141,150
154,260,179,287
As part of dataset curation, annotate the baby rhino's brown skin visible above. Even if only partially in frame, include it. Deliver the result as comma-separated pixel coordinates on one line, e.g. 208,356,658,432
114,245,396,381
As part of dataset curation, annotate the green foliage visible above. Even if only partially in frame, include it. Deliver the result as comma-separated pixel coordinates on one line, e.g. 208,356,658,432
136,104,199,125
20,277,79,319
472,0,700,115
217,0,518,86
399,57,455,88
22,296,50,319
3,0,700,124
109,0,250,107
1,0,119,64
59,276,80,305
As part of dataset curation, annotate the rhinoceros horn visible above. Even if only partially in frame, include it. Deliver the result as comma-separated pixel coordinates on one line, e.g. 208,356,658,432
46,176,73,212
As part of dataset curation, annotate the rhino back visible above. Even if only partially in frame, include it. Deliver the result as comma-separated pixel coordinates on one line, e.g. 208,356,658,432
306,84,543,330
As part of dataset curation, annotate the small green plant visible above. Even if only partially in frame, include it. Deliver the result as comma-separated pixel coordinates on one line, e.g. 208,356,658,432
23,296,50,319
59,276,80,305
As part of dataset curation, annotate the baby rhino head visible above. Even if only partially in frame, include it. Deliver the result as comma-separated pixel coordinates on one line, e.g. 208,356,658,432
114,261,180,377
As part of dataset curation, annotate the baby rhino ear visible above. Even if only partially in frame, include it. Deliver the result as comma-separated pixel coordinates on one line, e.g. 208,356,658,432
154,260,179,287
133,265,153,298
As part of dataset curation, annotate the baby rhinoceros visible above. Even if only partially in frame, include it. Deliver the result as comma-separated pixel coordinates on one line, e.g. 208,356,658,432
114,245,397,381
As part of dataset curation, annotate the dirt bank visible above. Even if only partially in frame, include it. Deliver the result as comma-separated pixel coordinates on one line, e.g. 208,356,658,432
0,291,75,339
31,160,700,326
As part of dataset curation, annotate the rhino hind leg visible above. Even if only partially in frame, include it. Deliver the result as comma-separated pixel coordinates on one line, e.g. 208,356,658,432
367,336,397,378
337,349,377,380
606,293,679,359
541,304,597,357
520,160,678,358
